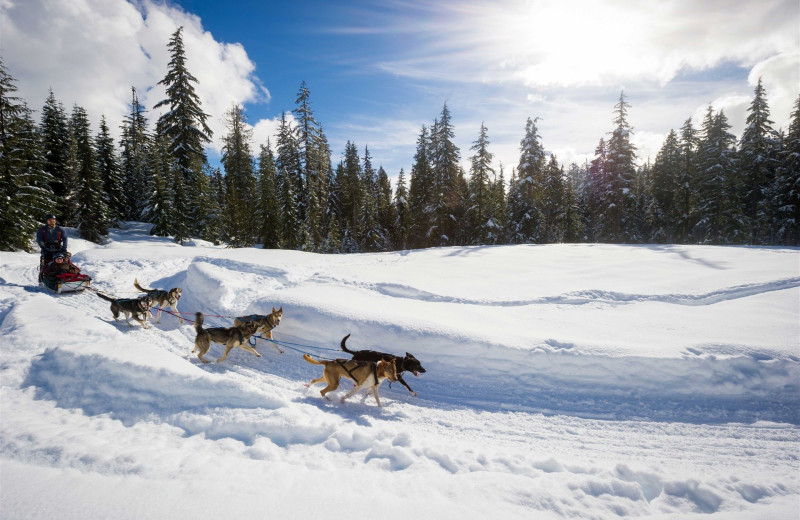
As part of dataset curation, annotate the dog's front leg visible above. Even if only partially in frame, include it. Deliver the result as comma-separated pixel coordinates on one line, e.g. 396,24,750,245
371,386,382,407
239,345,262,358
398,374,417,396
175,304,185,323
340,383,365,404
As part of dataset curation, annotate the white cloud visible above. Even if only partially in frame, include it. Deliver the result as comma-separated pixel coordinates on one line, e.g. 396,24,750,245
1,0,266,153
372,0,799,90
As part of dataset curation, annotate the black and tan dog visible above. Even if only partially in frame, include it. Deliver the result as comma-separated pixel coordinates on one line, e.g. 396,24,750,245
303,354,397,407
193,312,260,364
134,278,183,323
233,306,283,353
340,334,427,396
96,293,153,329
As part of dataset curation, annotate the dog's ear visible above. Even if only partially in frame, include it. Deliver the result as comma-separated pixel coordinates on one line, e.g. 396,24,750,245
272,306,276,313
278,306,283,313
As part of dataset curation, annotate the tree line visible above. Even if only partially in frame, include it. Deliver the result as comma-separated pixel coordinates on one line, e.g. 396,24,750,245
2,27,798,253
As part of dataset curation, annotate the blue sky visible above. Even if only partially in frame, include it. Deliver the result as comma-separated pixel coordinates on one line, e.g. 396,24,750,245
3,0,798,183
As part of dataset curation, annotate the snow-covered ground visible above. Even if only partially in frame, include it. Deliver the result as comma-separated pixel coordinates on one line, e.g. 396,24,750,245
1,222,798,519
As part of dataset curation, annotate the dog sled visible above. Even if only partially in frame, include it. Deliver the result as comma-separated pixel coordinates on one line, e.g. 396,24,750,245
38,252,92,294
41,272,92,294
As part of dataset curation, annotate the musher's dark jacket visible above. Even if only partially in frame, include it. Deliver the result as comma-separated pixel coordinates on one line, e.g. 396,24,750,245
37,225,68,253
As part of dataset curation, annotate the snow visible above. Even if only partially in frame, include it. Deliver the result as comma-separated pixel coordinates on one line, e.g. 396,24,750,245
1,222,799,519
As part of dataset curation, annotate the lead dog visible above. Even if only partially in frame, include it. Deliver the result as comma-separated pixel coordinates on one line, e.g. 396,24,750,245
133,278,183,323
233,306,283,353
303,354,397,407
96,293,153,329
193,312,260,364
340,334,427,396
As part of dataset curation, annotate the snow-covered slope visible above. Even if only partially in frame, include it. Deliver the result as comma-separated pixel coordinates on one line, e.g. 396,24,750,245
1,223,798,519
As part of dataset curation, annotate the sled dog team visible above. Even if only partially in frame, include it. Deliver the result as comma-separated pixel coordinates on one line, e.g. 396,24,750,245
97,279,426,406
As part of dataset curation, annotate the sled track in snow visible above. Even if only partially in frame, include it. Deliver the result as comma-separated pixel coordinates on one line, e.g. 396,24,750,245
371,277,800,307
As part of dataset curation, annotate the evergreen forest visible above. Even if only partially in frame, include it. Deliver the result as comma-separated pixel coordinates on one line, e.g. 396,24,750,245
2,27,799,253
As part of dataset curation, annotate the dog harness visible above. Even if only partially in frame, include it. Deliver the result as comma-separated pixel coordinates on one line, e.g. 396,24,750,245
335,360,378,384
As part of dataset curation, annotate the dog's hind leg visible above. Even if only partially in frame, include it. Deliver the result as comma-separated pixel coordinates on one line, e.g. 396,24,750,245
216,344,234,362
319,376,340,400
305,376,326,388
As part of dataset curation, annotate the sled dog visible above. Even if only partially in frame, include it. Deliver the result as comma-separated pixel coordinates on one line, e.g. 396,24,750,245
96,293,153,329
233,306,283,353
303,354,397,407
193,312,260,364
133,278,183,323
340,334,427,396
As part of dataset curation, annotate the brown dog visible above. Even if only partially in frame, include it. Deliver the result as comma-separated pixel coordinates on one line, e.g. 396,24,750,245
193,312,260,364
233,306,283,353
303,354,397,407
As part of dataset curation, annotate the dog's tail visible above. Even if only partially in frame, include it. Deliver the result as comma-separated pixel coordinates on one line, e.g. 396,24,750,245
133,278,150,293
303,353,324,365
340,334,355,354
95,292,114,303
194,312,205,333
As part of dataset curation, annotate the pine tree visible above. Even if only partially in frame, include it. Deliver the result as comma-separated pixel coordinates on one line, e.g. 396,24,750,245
293,82,330,249
541,154,565,242
95,115,125,224
69,104,109,243
408,125,435,248
360,146,382,251
0,59,55,251
339,141,363,250
739,78,780,243
604,91,638,242
508,117,545,243
563,163,584,243
322,163,344,253
694,107,740,243
393,168,410,250
376,166,395,251
203,167,225,244
585,139,608,242
275,112,302,249
257,141,282,249
649,129,681,242
154,26,213,242
776,95,800,245
430,104,461,246
39,89,70,217
467,122,495,244
452,166,470,246
148,134,174,237
221,104,256,247
119,87,152,221
676,118,699,243
487,164,507,244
